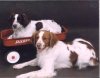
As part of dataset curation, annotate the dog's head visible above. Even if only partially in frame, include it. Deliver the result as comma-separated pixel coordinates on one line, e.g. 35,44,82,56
9,13,30,31
32,30,58,51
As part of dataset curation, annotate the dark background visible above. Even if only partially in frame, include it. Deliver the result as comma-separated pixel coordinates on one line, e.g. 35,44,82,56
0,1,99,78
0,1,99,29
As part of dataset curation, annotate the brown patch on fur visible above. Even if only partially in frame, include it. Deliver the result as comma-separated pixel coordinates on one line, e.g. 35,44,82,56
78,41,94,49
90,57,98,65
42,31,51,47
49,31,58,47
70,51,78,66
42,31,58,47
32,31,39,45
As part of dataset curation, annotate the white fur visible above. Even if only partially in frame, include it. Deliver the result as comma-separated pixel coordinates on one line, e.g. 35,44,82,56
8,14,61,39
13,31,97,78
36,31,45,50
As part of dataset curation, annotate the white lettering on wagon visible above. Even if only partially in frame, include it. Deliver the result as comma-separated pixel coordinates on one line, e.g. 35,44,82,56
15,39,31,44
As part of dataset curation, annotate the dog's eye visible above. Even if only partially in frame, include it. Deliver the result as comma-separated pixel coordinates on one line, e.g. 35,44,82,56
43,37,48,40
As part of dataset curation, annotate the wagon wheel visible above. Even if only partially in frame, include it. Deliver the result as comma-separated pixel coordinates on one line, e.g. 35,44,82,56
6,51,20,64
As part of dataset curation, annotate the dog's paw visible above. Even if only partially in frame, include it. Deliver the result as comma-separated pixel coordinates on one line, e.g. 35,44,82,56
13,64,25,69
8,35,12,39
16,73,34,78
16,71,56,78
16,74,28,78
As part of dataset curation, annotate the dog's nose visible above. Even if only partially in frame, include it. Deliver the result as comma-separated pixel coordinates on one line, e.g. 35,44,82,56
12,25,17,28
36,43,41,49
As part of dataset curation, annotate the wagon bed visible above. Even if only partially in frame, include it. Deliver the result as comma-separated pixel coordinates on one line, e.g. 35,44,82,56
0,27,68,47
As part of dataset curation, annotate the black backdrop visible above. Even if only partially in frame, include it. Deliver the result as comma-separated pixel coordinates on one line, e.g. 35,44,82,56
0,1,98,29
0,1,99,60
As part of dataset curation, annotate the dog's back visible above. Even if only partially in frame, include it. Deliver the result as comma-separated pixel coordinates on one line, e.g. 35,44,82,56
66,38,98,69
9,13,62,39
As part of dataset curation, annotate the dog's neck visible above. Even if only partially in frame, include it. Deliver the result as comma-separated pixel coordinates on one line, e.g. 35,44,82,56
37,47,49,54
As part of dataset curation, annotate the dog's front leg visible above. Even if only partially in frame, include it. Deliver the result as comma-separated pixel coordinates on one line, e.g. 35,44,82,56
16,69,56,78
8,35,13,39
16,60,56,78
13,58,37,69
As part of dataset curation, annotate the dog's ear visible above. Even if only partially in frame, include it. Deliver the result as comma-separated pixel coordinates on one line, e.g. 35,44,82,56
32,31,39,45
49,32,58,47
21,13,29,21
9,13,15,22
21,13,30,26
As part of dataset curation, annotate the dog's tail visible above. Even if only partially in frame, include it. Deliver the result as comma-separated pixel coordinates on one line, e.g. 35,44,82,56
89,57,99,66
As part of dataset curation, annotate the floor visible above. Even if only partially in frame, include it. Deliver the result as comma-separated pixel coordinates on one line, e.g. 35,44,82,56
0,59,99,78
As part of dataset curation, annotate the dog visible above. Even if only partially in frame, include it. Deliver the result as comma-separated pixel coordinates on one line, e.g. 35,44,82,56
8,13,62,39
13,30,98,78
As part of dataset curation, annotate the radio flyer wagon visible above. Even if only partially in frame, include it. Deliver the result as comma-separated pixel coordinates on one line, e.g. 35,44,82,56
0,26,68,64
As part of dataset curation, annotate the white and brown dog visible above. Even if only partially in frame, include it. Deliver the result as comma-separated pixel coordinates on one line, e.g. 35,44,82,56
8,13,62,39
13,30,98,78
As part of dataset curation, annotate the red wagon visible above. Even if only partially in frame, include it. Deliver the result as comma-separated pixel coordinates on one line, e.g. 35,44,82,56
0,27,68,64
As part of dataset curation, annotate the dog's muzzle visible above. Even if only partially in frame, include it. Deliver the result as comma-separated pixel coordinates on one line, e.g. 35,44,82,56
12,24,17,29
36,43,42,50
